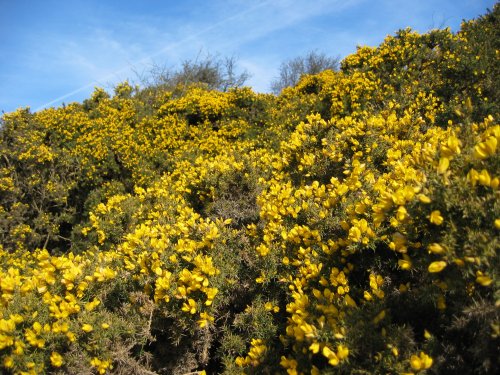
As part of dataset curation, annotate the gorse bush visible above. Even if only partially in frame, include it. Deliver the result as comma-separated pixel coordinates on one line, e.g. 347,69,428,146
0,5,499,374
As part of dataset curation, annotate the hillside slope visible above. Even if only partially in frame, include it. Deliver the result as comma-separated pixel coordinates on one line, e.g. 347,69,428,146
0,6,498,375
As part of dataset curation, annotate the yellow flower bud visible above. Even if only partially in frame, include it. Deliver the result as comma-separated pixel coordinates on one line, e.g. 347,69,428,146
428,243,445,254
428,261,447,273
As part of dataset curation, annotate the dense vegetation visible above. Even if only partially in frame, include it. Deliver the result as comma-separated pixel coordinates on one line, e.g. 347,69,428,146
0,5,498,375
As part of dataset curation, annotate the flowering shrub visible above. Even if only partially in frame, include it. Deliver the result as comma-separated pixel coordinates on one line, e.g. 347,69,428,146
0,5,498,374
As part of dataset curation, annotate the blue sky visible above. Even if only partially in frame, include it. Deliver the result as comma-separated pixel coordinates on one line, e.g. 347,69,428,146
0,0,496,113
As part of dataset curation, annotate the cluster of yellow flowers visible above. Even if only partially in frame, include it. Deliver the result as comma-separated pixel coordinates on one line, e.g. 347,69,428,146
159,86,231,123
246,94,498,372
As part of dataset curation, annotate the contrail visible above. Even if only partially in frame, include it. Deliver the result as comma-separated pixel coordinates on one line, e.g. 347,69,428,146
35,0,271,111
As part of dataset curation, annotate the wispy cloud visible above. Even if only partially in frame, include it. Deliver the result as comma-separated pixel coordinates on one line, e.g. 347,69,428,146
35,0,363,111
35,0,276,110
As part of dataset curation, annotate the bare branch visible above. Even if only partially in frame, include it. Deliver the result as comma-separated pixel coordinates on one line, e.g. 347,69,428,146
271,50,340,94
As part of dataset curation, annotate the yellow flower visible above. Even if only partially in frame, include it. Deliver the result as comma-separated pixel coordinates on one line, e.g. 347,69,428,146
476,271,493,286
82,323,93,333
309,342,320,353
264,301,279,312
474,136,497,159
0,319,16,333
197,312,214,328
33,321,42,334
410,354,422,370
10,314,23,324
204,287,218,306
428,261,447,273
410,351,433,371
442,135,461,156
90,357,112,374
322,346,339,366
3,356,14,368
437,157,449,173
66,331,76,342
344,294,357,308
25,327,45,348
467,168,479,186
418,194,431,204
429,210,444,225
280,356,298,371
398,254,412,270
424,330,432,339
85,297,101,312
396,206,408,221
428,243,445,254
478,169,491,187
97,230,106,244
0,334,14,350
50,351,64,367
235,356,246,367
337,344,349,360
181,298,197,314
